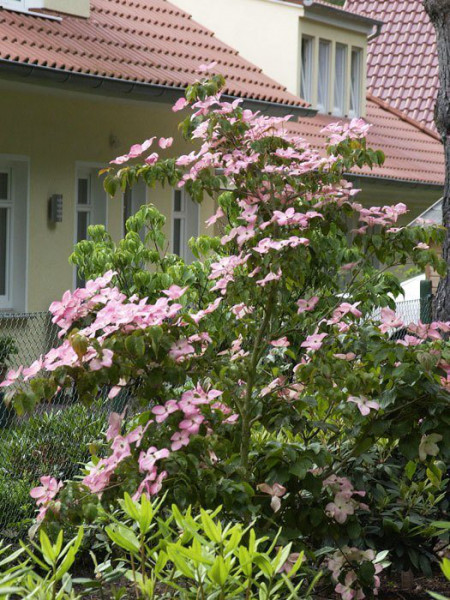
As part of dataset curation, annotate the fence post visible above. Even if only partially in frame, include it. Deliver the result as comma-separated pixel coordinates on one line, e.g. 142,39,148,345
420,279,433,324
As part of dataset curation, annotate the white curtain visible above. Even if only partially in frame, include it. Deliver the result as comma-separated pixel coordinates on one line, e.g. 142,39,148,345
318,40,331,113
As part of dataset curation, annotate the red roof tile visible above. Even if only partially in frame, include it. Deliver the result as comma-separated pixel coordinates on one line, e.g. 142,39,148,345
288,94,444,186
0,0,308,108
344,0,438,131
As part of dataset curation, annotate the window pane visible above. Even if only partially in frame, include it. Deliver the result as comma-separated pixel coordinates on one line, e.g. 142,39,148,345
350,48,362,117
77,211,90,243
174,190,183,213
318,40,331,113
173,218,183,256
0,173,8,200
300,37,313,103
0,208,8,296
334,44,347,116
77,178,89,205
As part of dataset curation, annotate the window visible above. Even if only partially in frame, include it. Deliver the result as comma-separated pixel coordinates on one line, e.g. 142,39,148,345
0,0,26,9
350,47,363,118
317,40,331,113
333,43,347,117
75,167,107,288
172,190,199,263
300,36,314,103
0,159,28,311
123,181,147,237
0,172,12,308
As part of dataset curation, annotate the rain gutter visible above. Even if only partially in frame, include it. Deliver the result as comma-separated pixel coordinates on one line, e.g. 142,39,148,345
0,59,317,119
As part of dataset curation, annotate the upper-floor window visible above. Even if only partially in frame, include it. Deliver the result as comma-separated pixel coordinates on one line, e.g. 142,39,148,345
0,0,26,9
300,34,364,117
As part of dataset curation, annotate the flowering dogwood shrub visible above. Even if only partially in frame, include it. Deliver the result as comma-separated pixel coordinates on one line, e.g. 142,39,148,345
4,71,450,596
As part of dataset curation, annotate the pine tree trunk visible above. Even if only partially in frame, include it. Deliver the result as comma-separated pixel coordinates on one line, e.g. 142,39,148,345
424,0,450,320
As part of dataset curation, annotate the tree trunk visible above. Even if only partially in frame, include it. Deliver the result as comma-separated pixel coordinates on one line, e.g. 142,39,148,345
424,0,450,320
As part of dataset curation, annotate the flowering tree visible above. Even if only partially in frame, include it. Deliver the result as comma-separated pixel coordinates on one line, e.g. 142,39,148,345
4,70,450,599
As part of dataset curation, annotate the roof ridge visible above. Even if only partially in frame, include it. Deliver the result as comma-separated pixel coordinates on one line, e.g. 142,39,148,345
367,92,441,142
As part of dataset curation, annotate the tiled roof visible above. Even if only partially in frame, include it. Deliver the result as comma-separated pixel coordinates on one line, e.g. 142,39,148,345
0,0,308,109
344,0,438,131
288,94,444,186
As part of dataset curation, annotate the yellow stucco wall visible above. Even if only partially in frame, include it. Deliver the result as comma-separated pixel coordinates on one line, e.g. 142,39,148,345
0,81,214,312
171,0,305,95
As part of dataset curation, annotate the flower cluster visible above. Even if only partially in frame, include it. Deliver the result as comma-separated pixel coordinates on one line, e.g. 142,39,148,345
327,547,385,600
30,476,63,521
324,476,369,524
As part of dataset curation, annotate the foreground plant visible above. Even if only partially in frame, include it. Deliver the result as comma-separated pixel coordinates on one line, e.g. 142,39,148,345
3,67,450,597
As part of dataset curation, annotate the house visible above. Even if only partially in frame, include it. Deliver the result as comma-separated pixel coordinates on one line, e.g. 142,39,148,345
0,0,444,319
0,0,310,315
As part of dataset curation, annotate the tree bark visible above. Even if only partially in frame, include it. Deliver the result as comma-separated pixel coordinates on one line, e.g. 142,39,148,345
424,0,450,320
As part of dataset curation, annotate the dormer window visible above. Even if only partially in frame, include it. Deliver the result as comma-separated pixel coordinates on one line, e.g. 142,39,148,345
0,0,90,18
0,0,26,8
300,33,365,118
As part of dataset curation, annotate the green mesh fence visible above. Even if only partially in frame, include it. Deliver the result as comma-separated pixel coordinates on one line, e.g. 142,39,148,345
0,312,134,534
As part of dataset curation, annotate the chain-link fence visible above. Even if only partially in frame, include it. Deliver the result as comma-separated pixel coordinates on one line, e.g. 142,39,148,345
0,312,136,534
0,299,434,533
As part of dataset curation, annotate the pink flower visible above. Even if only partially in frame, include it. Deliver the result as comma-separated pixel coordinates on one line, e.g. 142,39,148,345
415,242,430,250
162,285,188,300
106,412,123,441
133,469,168,500
348,395,380,416
205,207,225,227
171,430,191,451
145,152,159,165
152,400,179,423
301,333,327,351
138,447,170,473
270,337,290,348
325,491,355,524
158,137,173,149
278,552,302,574
297,297,319,314
169,339,195,362
179,414,204,435
333,353,356,361
30,476,63,507
23,358,43,381
198,61,218,73
379,307,403,333
173,97,188,112
0,366,22,388
90,348,114,371
257,482,286,513
256,269,282,287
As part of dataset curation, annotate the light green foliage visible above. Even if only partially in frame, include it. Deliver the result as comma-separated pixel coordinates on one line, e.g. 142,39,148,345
101,494,318,600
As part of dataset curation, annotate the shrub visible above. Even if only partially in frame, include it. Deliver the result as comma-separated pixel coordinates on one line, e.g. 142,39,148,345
4,71,450,596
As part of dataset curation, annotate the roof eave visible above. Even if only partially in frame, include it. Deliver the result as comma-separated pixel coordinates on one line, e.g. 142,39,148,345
0,59,316,119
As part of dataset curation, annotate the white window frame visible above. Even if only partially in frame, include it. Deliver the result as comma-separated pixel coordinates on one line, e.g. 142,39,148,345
171,189,199,263
0,169,13,310
74,164,108,288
